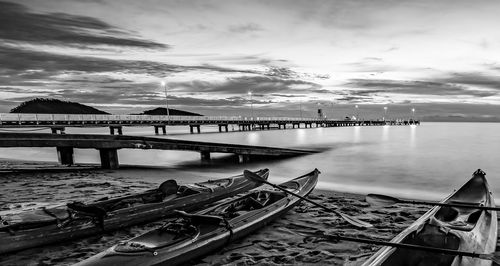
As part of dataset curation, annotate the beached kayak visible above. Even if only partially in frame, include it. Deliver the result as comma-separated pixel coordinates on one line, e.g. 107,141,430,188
75,168,319,266
0,168,269,254
363,169,497,266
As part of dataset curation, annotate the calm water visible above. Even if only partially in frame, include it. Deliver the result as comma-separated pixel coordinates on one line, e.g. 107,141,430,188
1,122,500,201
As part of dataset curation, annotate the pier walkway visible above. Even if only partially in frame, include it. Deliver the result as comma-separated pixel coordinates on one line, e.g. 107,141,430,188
0,133,315,169
0,114,419,135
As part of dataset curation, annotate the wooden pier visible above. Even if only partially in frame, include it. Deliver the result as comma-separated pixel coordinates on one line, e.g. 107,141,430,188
0,133,316,169
0,113,419,135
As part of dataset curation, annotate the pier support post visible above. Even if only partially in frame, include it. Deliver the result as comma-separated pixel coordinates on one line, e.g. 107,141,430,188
99,148,119,169
56,147,74,165
238,154,250,163
154,125,166,135
218,124,229,132
109,126,123,135
189,125,201,134
200,151,211,161
51,127,66,134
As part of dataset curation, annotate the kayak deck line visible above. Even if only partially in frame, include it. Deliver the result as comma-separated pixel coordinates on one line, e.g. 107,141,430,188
0,169,269,255
362,169,498,266
74,169,319,266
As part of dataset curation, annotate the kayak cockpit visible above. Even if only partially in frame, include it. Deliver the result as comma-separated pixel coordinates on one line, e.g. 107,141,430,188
207,190,286,219
434,206,483,231
381,224,461,266
113,217,202,254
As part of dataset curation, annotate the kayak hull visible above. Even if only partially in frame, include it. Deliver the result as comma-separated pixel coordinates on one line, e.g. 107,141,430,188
75,169,320,266
363,170,497,266
0,169,269,254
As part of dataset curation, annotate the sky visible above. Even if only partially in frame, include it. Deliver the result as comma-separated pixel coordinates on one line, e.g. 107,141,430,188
1,0,500,121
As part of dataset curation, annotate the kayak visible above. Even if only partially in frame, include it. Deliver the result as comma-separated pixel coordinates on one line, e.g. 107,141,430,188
362,169,497,266
0,168,269,254
75,168,319,266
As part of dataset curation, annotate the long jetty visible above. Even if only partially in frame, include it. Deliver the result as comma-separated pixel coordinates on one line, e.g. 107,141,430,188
0,132,315,169
0,114,419,135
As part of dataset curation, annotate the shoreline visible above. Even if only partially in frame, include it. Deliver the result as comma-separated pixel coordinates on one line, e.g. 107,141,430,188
1,160,499,265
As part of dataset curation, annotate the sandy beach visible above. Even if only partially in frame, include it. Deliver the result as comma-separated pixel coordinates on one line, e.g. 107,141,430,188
0,160,497,265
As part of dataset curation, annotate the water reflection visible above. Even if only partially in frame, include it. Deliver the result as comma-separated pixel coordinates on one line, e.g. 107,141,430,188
410,124,417,148
295,129,306,145
3,123,500,201
246,132,260,145
381,125,390,142
353,126,361,143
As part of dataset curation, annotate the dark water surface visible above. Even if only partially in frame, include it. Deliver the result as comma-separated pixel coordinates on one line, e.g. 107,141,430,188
2,122,499,200
1,122,500,265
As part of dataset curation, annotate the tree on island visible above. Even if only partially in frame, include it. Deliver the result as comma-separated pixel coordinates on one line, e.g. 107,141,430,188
139,107,202,116
10,98,109,114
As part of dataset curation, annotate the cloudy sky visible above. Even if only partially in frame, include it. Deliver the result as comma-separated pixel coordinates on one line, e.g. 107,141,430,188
1,0,500,120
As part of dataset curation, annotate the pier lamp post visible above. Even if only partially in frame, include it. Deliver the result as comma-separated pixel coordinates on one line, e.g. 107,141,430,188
331,100,335,120
300,101,303,119
412,108,415,120
383,106,388,121
248,91,254,120
161,80,170,119
355,105,359,120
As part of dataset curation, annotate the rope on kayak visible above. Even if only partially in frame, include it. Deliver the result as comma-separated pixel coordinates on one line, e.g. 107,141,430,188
41,207,65,228
473,169,486,176
193,182,215,192
221,217,234,246
0,216,15,235
67,202,107,230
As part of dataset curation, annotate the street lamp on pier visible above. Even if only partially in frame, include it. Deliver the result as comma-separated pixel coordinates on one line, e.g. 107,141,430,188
248,91,254,120
411,108,415,120
355,105,359,120
383,106,388,121
161,80,170,120
299,101,303,119
331,100,334,120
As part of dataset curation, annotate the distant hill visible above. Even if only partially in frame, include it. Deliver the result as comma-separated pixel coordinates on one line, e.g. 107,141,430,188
10,98,109,114
140,107,203,116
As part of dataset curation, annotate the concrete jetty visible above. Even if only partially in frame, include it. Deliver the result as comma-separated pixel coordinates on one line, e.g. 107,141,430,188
0,133,316,169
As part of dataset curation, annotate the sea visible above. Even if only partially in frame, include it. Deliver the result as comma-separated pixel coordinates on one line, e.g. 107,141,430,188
1,122,500,265
1,122,499,201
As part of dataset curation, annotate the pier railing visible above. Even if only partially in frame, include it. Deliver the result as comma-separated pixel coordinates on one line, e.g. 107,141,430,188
0,113,323,124
0,113,419,134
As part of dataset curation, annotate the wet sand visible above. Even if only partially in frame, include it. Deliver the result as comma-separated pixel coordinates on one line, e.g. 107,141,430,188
0,160,497,265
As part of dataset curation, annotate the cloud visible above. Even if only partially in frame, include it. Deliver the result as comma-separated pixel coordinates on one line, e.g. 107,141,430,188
168,75,323,95
0,45,265,85
265,67,300,79
0,45,176,82
436,72,500,91
228,23,264,34
0,1,167,49
345,78,498,98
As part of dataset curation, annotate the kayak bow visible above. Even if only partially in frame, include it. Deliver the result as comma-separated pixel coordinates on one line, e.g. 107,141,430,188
75,169,319,266
363,169,498,266
0,169,269,254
